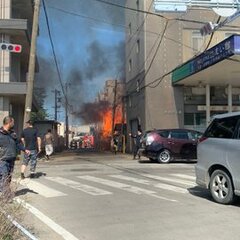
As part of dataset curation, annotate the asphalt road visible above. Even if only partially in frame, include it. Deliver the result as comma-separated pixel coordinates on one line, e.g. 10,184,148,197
13,152,240,240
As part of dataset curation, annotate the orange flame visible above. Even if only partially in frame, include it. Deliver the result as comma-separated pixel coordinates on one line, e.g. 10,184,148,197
101,104,125,138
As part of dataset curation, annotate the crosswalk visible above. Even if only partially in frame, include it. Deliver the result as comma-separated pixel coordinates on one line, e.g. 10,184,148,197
16,172,197,202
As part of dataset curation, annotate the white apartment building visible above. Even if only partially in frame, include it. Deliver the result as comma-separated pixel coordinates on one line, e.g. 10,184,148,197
0,0,35,133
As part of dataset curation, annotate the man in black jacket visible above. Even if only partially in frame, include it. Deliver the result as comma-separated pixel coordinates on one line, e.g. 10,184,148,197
129,129,143,159
0,116,29,196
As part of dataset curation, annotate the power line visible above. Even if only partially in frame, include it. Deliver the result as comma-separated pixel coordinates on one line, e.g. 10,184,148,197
93,0,167,19
42,0,68,103
92,0,208,25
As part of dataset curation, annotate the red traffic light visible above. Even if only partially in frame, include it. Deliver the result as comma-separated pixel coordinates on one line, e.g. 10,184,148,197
0,43,22,53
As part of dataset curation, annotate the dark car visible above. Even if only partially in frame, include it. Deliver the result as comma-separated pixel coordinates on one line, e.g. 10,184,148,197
140,129,202,163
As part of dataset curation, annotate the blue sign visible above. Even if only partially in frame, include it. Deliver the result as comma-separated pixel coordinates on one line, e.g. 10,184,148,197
172,35,240,84
192,35,235,73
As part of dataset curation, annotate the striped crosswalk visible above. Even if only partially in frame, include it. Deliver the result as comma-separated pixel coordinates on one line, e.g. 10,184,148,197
16,173,197,202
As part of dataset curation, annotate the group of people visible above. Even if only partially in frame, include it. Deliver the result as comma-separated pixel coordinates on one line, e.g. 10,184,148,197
112,129,143,159
0,116,54,198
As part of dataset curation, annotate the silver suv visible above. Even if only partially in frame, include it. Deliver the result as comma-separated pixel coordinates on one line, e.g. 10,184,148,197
196,111,240,204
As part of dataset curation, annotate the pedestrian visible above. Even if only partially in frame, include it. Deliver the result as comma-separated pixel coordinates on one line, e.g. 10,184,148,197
129,129,143,159
112,134,119,154
20,120,41,179
0,116,29,198
44,129,54,161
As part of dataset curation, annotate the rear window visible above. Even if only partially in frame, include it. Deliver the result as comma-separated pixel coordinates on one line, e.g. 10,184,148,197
204,116,239,139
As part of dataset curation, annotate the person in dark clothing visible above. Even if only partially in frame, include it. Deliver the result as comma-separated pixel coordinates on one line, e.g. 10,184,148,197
0,116,29,197
112,135,119,154
129,130,143,159
20,120,41,179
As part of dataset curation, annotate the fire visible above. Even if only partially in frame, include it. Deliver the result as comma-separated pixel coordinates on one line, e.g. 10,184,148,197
101,104,124,138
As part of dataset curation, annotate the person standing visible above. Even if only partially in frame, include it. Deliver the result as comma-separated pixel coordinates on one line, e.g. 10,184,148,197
0,116,29,197
20,120,41,179
129,129,143,159
44,129,54,160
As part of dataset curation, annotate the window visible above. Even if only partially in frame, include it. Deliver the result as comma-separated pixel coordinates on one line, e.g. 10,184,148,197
170,131,189,140
136,0,139,10
128,59,132,72
157,130,169,138
136,39,140,53
136,79,140,92
204,116,239,139
129,23,132,35
184,113,194,125
192,31,203,55
128,96,132,108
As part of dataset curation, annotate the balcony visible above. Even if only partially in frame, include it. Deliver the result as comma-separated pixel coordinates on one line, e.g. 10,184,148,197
0,82,26,95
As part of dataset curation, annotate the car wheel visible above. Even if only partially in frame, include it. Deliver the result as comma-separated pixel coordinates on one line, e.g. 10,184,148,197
209,169,235,205
157,149,171,163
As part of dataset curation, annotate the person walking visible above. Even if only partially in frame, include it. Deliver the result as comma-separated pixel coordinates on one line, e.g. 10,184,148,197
0,116,29,198
129,129,143,159
44,129,54,161
20,120,41,179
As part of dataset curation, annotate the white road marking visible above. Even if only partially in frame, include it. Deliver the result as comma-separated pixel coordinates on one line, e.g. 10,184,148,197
110,174,188,194
109,175,150,185
77,175,177,202
155,183,188,194
46,177,112,196
142,174,196,187
15,198,80,240
170,174,196,181
18,179,67,198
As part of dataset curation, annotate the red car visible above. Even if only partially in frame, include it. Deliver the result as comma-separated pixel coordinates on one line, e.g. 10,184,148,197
140,129,202,163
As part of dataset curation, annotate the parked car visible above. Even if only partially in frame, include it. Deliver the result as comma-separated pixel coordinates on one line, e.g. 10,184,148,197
140,129,202,163
196,111,240,205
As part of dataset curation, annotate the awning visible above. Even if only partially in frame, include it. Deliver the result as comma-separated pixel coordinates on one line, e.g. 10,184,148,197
172,34,240,87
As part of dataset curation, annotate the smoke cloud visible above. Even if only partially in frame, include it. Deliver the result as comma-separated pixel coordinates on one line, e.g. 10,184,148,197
36,0,126,123
74,101,110,124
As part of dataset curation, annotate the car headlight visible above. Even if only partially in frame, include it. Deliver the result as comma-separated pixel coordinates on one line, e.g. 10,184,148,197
146,135,154,146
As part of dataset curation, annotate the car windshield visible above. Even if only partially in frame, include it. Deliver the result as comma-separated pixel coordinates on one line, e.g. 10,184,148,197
157,130,169,138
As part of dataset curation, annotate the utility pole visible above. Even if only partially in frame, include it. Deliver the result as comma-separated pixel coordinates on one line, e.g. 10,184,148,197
53,89,61,121
23,0,41,126
121,95,126,154
111,80,117,137
65,83,69,149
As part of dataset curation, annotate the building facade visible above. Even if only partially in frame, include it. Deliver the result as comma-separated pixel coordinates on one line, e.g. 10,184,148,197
125,0,240,135
0,0,34,133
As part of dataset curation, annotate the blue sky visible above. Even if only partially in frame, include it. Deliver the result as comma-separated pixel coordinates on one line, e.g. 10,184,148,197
36,0,126,123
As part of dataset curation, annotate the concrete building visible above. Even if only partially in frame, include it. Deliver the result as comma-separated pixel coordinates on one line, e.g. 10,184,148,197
0,0,34,134
125,0,240,134
97,79,125,105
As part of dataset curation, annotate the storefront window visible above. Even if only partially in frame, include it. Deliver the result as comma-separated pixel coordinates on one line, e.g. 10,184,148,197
184,113,194,125
184,112,206,126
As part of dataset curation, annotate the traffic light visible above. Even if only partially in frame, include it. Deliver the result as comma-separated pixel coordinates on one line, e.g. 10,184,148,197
0,43,22,53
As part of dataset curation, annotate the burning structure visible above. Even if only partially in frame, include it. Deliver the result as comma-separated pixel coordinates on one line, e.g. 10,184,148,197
78,80,126,151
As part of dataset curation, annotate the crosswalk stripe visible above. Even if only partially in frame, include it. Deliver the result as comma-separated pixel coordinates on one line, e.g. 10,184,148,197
109,175,150,185
154,183,188,194
110,174,188,194
170,174,196,181
142,174,196,187
77,175,177,202
18,179,67,198
46,177,112,196
77,175,155,194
